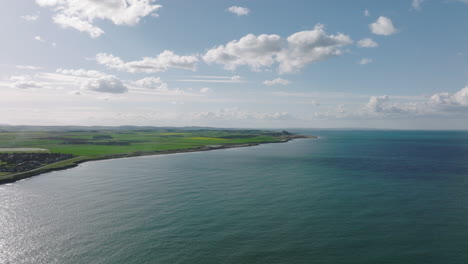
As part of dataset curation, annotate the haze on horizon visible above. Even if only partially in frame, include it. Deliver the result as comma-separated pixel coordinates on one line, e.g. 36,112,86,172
1,0,467,130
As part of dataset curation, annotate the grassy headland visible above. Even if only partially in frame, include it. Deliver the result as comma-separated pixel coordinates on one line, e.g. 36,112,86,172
0,126,314,184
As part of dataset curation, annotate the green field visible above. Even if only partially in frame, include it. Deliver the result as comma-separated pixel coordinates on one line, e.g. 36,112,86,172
0,128,299,183
0,129,284,156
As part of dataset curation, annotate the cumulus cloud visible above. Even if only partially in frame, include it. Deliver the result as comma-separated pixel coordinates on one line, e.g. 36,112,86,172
191,107,294,121
35,0,162,38
34,36,56,46
370,16,398,36
96,50,198,73
364,86,468,116
200,87,212,93
231,75,242,81
82,75,128,94
365,95,420,115
450,86,468,106
204,24,352,73
35,36,45,42
55,68,130,94
412,0,424,10
53,14,104,38
16,65,42,70
264,112,294,120
134,77,168,91
277,24,353,73
12,81,43,89
263,78,290,86
357,38,378,48
9,75,43,89
366,95,390,112
227,6,250,16
21,14,39,21
359,58,373,65
429,86,468,107
337,104,347,114
56,68,105,78
177,75,243,83
6,69,135,95
203,33,282,71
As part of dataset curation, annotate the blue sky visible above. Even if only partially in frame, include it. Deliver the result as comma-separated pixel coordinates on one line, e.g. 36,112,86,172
1,0,467,129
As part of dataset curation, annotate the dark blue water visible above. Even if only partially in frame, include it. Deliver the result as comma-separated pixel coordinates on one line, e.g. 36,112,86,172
1,130,467,264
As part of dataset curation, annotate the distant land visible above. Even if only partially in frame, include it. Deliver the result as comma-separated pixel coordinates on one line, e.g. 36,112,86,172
0,126,314,184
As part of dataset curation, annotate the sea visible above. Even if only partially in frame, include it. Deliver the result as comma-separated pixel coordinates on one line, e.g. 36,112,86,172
1,130,467,264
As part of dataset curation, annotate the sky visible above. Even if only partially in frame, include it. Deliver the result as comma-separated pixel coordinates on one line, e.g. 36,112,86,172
1,0,467,129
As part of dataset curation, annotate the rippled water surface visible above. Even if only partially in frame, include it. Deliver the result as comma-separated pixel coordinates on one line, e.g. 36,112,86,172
1,130,467,264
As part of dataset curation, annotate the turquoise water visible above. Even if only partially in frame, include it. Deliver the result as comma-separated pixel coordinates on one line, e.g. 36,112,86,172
1,130,467,264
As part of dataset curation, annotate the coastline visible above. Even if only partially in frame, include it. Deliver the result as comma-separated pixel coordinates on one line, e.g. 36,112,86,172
0,135,315,185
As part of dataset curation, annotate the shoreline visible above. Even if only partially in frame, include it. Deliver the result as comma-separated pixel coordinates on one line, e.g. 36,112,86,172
0,135,315,185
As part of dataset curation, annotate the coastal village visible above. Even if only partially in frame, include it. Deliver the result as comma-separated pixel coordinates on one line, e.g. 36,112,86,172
0,153,73,174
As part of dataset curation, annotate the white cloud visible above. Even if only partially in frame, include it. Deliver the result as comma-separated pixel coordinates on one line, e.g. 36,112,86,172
264,112,294,120
177,75,243,83
6,69,139,95
190,107,294,121
16,65,42,70
12,81,43,89
96,50,198,73
448,86,468,106
177,76,244,83
366,95,390,112
51,68,130,94
227,6,250,16
363,86,468,116
134,77,168,91
203,33,282,71
263,78,290,86
357,38,378,48
82,75,128,94
36,0,162,38
412,0,424,10
35,36,45,42
429,86,468,107
364,95,420,115
34,36,56,47
337,104,346,114
364,9,370,16
359,58,373,65
272,91,369,99
35,0,60,5
370,16,398,36
56,68,105,78
204,24,352,73
231,75,242,81
21,14,39,21
200,87,212,93
13,68,193,96
9,75,43,89
277,24,353,73
53,14,104,38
